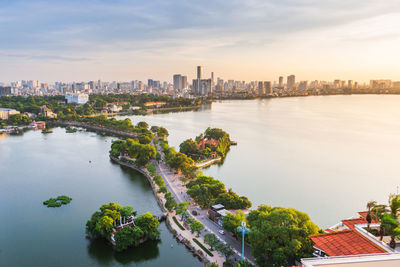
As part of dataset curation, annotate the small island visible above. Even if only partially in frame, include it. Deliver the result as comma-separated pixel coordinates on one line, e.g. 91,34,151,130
179,127,232,167
65,126,77,133
86,202,160,252
41,128,53,134
43,195,72,207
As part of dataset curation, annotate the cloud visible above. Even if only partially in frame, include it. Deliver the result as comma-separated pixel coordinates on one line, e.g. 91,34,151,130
1,53,91,62
1,0,400,82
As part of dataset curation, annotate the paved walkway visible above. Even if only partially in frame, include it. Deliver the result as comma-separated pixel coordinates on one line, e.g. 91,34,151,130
168,211,225,265
154,142,255,265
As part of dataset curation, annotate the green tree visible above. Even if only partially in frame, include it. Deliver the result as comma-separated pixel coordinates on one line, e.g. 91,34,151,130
175,202,189,220
214,189,252,210
121,205,136,218
186,175,226,208
247,205,319,267
389,194,400,217
222,211,247,237
382,213,400,249
204,233,219,250
179,139,199,155
165,192,177,212
366,200,377,229
190,220,204,237
95,216,114,237
137,121,149,129
138,134,152,144
216,242,235,260
135,212,160,240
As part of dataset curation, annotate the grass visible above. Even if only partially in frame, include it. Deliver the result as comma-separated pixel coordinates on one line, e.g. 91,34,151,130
193,238,214,257
43,195,72,207
172,216,185,231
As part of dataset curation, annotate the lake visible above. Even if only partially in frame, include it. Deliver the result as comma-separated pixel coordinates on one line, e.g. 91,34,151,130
0,128,201,267
1,95,400,266
122,95,400,228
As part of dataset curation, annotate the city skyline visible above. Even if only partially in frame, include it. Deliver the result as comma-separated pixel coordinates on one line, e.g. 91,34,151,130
1,1,400,83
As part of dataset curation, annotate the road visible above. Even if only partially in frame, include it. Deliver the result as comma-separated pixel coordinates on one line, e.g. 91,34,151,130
154,144,255,264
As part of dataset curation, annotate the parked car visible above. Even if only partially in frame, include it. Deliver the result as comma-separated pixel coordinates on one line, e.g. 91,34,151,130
192,210,198,216
219,230,225,235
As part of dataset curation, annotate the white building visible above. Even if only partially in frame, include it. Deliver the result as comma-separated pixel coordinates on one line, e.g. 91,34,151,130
0,108,20,120
65,93,89,104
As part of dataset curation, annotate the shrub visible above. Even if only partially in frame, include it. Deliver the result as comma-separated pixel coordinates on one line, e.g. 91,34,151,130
43,195,72,207
146,163,157,176
173,216,185,231
193,238,214,257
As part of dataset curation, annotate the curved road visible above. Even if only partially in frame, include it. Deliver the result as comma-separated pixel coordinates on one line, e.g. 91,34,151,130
154,144,255,265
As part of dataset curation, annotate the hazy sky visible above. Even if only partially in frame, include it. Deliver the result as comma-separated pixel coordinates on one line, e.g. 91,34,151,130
1,0,400,83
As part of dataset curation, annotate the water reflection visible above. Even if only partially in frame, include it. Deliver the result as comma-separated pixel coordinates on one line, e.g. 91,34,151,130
87,235,161,265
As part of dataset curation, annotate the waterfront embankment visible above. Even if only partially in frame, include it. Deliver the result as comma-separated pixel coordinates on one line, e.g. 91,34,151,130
50,120,138,138
109,155,225,266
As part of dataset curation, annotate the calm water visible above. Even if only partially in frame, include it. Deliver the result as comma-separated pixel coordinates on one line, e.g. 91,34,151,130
122,95,400,227
0,128,201,267
2,95,400,266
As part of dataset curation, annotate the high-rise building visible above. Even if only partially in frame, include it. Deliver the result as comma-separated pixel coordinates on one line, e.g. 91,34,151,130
348,80,354,89
200,79,212,96
265,81,272,95
211,72,214,90
181,76,187,89
197,66,202,80
258,82,265,96
299,81,308,91
370,80,392,89
278,76,284,88
0,86,12,96
287,75,295,89
173,74,182,91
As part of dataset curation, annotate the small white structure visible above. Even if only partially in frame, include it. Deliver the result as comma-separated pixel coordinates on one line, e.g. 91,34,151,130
65,93,89,104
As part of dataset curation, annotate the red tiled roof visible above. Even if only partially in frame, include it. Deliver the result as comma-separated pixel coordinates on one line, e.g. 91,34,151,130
325,228,335,233
342,218,370,230
310,230,386,256
358,211,368,219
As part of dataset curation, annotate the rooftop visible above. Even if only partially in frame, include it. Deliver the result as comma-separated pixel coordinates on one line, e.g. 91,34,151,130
302,253,400,267
310,230,387,256
211,204,225,210
342,218,373,230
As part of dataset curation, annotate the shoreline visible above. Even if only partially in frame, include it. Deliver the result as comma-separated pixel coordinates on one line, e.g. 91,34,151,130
109,155,217,266
49,120,139,138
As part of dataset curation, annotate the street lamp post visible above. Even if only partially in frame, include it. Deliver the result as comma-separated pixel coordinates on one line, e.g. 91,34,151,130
237,221,250,263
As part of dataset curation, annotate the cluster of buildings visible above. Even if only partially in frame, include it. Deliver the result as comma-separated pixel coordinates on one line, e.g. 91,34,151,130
2,68,400,99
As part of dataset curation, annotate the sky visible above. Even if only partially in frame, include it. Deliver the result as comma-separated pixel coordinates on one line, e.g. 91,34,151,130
1,0,400,83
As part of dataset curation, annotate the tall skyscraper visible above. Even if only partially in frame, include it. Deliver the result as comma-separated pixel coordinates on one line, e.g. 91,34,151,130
173,74,182,91
194,66,203,96
348,80,353,89
258,81,265,96
211,72,214,90
197,66,202,80
265,81,272,95
279,76,284,88
287,75,295,89
181,76,187,89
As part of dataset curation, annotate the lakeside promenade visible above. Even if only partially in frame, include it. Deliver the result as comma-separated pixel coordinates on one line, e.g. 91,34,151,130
110,155,226,266
154,142,255,265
